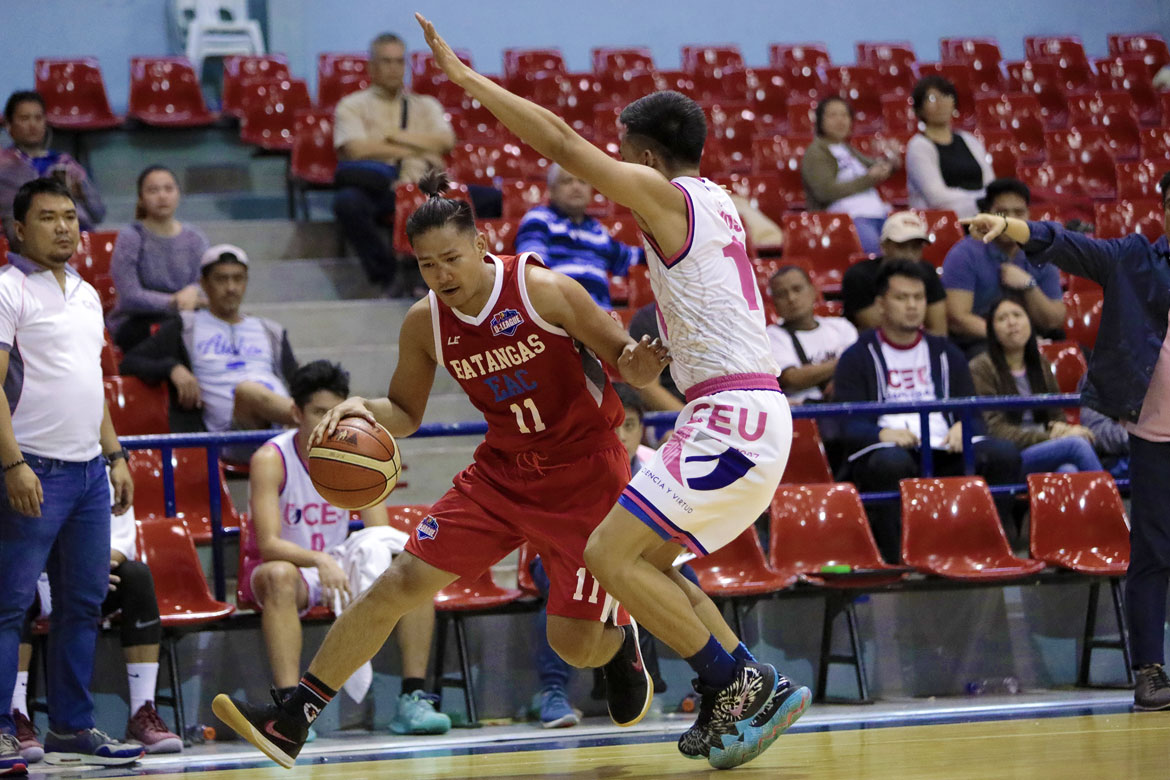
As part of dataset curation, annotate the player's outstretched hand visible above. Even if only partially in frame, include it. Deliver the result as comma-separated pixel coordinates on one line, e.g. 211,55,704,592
960,214,1010,244
617,335,671,388
415,12,473,86
310,396,375,448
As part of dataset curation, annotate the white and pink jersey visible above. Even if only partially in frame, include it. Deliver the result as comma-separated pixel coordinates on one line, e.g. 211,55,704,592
642,176,780,394
264,429,351,553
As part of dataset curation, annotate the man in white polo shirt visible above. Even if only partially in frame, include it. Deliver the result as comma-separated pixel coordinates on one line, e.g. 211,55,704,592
0,178,144,771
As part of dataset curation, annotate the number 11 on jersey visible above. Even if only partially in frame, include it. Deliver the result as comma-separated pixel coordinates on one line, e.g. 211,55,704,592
510,397,546,434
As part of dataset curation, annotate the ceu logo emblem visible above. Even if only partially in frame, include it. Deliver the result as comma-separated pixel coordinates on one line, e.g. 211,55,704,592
490,308,524,337
416,515,439,541
290,508,303,525
662,428,756,492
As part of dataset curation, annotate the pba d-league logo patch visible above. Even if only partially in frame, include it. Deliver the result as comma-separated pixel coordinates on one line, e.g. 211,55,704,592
490,308,524,337
416,515,439,541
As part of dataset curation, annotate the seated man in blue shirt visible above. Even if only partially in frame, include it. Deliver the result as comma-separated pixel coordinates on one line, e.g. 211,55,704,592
515,164,642,309
941,178,1065,355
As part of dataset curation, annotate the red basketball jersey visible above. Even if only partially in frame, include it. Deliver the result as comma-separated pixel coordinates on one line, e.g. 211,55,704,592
430,253,624,459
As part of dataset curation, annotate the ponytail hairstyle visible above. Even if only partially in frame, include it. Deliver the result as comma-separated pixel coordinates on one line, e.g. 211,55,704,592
405,170,476,246
135,164,179,220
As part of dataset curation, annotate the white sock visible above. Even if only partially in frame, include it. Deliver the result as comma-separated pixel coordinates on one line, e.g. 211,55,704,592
127,662,159,716
10,671,28,716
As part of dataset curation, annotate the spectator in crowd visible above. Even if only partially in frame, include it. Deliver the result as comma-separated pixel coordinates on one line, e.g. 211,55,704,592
766,265,857,403
1078,373,1130,477
969,296,1102,474
905,75,993,218
842,211,947,336
801,96,896,254
528,383,683,728
245,361,449,737
964,177,1170,710
12,482,182,764
942,179,1064,356
119,245,297,437
332,33,456,294
627,303,684,414
0,178,142,771
726,193,784,249
515,164,642,309
107,165,210,351
0,91,105,241
833,260,1021,562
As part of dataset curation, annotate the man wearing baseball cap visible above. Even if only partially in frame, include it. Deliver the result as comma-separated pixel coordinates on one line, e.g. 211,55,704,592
120,244,299,439
842,210,947,336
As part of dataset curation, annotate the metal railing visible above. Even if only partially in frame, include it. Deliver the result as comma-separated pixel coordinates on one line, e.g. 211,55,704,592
122,393,1106,601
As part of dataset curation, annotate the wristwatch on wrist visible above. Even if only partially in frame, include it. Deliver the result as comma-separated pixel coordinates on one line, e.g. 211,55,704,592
1021,277,1038,291
104,448,129,466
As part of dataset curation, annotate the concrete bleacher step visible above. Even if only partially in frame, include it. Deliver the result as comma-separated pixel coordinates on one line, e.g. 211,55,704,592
188,219,343,262
243,257,380,302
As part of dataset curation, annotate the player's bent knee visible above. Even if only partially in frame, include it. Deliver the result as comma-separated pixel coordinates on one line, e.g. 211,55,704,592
254,562,301,602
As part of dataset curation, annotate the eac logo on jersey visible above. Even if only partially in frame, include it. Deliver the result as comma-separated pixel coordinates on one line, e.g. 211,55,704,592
490,308,524,337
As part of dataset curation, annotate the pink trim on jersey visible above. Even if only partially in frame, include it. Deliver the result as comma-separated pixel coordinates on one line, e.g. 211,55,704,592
262,441,288,495
684,372,781,403
642,182,695,269
877,327,924,351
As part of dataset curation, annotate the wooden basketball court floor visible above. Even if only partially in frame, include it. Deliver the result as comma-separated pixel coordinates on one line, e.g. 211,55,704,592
22,691,1170,779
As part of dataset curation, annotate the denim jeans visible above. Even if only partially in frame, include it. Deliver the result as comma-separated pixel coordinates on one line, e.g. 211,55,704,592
1020,435,1103,475
0,454,110,734
852,216,886,256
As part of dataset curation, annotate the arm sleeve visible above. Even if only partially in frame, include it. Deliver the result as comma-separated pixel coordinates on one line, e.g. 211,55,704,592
1023,221,1136,287
801,143,877,206
118,316,185,383
940,241,978,291
905,134,979,214
332,95,365,151
63,154,106,225
767,326,800,372
1036,262,1063,300
969,355,1047,446
1080,404,1130,456
514,213,552,257
110,228,174,314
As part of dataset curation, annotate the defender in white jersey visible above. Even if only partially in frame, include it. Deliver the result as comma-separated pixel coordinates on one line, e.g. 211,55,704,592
420,15,810,770
245,361,449,735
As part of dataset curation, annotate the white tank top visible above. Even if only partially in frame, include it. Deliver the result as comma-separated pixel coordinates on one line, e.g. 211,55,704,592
265,429,351,553
641,177,780,394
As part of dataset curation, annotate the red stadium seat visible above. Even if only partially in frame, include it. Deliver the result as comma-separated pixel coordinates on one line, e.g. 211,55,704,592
127,57,218,127
681,44,744,76
1043,127,1117,199
69,229,118,284
726,169,803,223
937,38,1005,95
287,109,337,219
1004,60,1070,129
601,212,642,247
592,47,655,76
779,419,834,484
1027,471,1134,685
1108,32,1170,73
1139,127,1170,162
706,104,756,172
769,43,830,101
136,517,234,738
689,526,796,636
626,264,653,310
409,50,472,105
786,98,819,137
101,332,121,376
880,95,919,136
499,179,548,220
912,209,964,268
1064,289,1103,349
1094,56,1161,127
1038,339,1088,423
239,78,312,151
912,62,977,129
899,477,1046,580
975,128,1022,178
1115,160,1162,201
973,93,1046,163
503,48,566,81
744,68,788,133
1019,161,1090,204
822,65,882,134
221,55,290,118
128,448,242,544
34,58,122,130
317,53,369,110
105,375,169,436
595,68,662,109
448,141,538,185
1093,199,1163,241
751,133,812,174
477,218,517,255
856,41,917,96
781,212,863,291
1066,91,1141,160
1024,35,1095,92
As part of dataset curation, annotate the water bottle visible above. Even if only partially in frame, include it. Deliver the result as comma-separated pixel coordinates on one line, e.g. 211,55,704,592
185,723,216,744
965,676,1020,696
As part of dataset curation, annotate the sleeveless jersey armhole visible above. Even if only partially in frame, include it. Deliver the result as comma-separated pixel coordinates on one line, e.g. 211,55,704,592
516,252,570,337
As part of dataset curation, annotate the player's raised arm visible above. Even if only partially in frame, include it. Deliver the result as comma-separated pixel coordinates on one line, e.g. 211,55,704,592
312,300,437,444
524,264,669,388
415,13,684,234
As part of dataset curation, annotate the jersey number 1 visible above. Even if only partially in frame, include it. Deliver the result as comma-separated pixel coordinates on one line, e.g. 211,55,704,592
510,398,546,434
572,567,601,604
723,237,760,311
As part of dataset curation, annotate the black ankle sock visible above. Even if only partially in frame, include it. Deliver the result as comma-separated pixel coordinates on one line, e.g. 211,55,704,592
285,672,337,726
401,678,425,696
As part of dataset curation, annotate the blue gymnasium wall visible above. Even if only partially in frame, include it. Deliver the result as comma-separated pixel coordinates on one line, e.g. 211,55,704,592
0,0,1167,113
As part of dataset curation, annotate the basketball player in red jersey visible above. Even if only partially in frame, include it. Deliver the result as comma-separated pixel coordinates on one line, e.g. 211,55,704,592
415,14,810,771
211,172,672,769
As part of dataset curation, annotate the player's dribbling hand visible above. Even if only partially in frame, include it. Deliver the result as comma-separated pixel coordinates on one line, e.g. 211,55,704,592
617,335,671,388
5,463,43,518
415,13,472,85
310,396,375,448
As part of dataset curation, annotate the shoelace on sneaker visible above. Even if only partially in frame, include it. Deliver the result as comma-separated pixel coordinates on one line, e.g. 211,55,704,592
0,733,21,753
542,689,572,713
1147,665,1170,691
135,705,170,734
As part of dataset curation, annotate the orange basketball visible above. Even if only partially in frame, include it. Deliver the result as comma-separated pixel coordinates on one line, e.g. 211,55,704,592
308,417,402,510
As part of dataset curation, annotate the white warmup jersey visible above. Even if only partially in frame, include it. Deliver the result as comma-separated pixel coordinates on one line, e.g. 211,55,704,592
266,429,351,553
642,177,781,393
